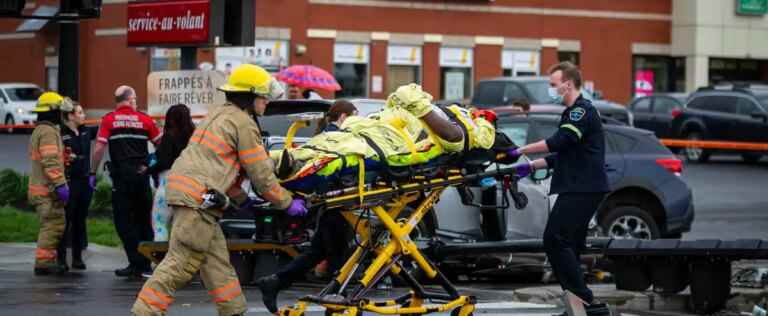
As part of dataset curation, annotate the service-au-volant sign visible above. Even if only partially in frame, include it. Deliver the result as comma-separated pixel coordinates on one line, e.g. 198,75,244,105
127,0,212,46
147,70,226,117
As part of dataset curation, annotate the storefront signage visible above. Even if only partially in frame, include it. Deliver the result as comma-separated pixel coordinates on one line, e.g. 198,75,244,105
334,43,369,64
216,40,289,74
502,50,539,74
634,70,654,97
736,0,767,15
440,47,473,68
147,70,226,117
388,45,421,66
127,0,212,46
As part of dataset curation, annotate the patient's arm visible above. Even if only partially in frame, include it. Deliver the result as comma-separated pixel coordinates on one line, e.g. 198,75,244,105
421,111,463,142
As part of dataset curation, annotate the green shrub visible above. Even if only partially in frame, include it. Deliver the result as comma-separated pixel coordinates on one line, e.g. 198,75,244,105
0,206,121,247
89,175,113,217
0,169,29,209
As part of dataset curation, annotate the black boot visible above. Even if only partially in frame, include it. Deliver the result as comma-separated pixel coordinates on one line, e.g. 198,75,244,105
256,274,284,313
56,245,69,272
71,247,86,270
115,265,136,277
585,302,610,316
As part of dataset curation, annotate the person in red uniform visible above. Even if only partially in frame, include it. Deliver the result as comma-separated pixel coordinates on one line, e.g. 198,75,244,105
91,85,162,277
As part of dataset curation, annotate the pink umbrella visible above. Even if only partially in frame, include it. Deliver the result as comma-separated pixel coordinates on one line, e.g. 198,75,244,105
276,65,342,92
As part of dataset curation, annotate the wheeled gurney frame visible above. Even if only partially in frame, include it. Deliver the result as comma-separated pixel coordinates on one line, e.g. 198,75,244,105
279,166,523,316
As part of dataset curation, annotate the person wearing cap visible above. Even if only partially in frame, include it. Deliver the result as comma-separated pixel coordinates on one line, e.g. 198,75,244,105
91,86,161,278
29,92,74,275
131,64,307,316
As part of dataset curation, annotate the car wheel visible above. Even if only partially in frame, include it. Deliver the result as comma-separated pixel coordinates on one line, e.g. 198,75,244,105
4,116,14,134
600,206,660,240
741,153,763,164
683,131,710,163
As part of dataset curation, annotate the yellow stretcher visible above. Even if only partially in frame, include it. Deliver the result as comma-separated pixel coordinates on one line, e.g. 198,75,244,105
140,101,526,316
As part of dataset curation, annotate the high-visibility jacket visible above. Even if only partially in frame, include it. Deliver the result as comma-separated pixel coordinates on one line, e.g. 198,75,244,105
28,122,67,205
165,103,293,212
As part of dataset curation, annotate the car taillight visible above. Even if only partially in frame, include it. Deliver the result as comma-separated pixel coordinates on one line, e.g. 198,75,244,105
671,108,682,118
656,158,682,176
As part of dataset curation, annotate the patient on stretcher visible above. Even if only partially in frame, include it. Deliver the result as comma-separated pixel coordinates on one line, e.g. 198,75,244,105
271,84,497,185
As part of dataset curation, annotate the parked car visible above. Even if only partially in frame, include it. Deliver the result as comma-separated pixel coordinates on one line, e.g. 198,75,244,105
0,83,43,133
671,86,768,163
471,77,634,125
629,93,688,138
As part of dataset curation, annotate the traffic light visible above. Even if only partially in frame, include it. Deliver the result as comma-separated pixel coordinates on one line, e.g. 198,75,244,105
0,0,25,17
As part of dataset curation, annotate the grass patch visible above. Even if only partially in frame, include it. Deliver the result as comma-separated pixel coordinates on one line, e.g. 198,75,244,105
0,206,121,247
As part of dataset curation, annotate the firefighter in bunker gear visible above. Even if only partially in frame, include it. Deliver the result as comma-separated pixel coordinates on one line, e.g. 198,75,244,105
29,92,74,275
131,64,306,316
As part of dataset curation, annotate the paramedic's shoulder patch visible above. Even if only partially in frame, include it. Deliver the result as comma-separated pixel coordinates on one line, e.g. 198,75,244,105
569,107,586,121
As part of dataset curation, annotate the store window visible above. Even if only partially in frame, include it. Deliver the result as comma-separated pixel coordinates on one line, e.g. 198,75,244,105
632,55,686,97
151,48,181,72
215,40,289,76
502,50,539,77
334,43,370,98
709,58,765,85
558,51,579,66
387,45,421,95
46,67,58,92
439,47,473,100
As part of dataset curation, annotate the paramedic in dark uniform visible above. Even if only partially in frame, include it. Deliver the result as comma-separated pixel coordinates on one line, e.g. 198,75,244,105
507,62,610,315
91,86,162,278
57,102,97,270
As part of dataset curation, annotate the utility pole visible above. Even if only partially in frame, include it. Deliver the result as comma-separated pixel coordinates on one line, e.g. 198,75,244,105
58,0,79,100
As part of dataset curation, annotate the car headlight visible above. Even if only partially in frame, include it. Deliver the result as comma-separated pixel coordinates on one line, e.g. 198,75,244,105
16,108,24,114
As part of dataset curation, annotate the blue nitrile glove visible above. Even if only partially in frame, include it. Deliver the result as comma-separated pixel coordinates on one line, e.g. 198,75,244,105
479,177,497,189
515,162,533,178
506,148,523,161
55,185,70,203
286,198,308,217
88,174,97,190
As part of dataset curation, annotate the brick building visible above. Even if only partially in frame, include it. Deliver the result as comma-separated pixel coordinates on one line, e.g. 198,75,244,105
0,0,766,110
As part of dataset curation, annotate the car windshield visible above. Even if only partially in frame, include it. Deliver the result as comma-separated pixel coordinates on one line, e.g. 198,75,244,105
758,95,768,110
351,100,385,116
497,121,529,147
6,87,42,101
523,81,551,104
258,116,320,138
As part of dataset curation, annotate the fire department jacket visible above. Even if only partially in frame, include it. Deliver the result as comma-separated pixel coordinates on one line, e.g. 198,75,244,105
28,122,67,205
165,103,293,212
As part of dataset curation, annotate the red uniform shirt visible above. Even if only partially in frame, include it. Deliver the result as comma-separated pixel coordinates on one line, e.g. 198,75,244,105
97,105,161,162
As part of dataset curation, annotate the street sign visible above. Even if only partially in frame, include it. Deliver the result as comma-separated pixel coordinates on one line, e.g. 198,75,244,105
147,70,226,118
736,0,767,15
127,0,223,46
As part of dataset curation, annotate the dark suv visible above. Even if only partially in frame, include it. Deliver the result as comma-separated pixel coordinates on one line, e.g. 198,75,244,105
671,86,768,163
472,77,634,125
499,110,694,239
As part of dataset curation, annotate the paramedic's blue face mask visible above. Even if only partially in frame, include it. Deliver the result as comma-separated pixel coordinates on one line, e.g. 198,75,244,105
548,81,568,105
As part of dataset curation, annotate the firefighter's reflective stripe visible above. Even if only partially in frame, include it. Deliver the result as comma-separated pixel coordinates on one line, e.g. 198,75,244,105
261,183,285,202
30,150,41,161
38,144,59,157
139,287,173,311
45,168,65,182
35,248,56,261
239,146,268,164
208,280,242,303
190,130,238,167
167,175,206,203
28,184,49,197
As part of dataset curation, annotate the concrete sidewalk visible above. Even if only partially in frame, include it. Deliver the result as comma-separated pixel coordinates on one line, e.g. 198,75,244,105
0,242,128,273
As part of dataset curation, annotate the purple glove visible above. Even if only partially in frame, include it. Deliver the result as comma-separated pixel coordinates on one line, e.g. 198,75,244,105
88,175,97,190
286,199,308,217
506,148,523,161
515,162,533,178
55,185,70,203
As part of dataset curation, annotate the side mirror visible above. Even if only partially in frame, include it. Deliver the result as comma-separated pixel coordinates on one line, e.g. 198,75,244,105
750,110,767,122
531,168,552,181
